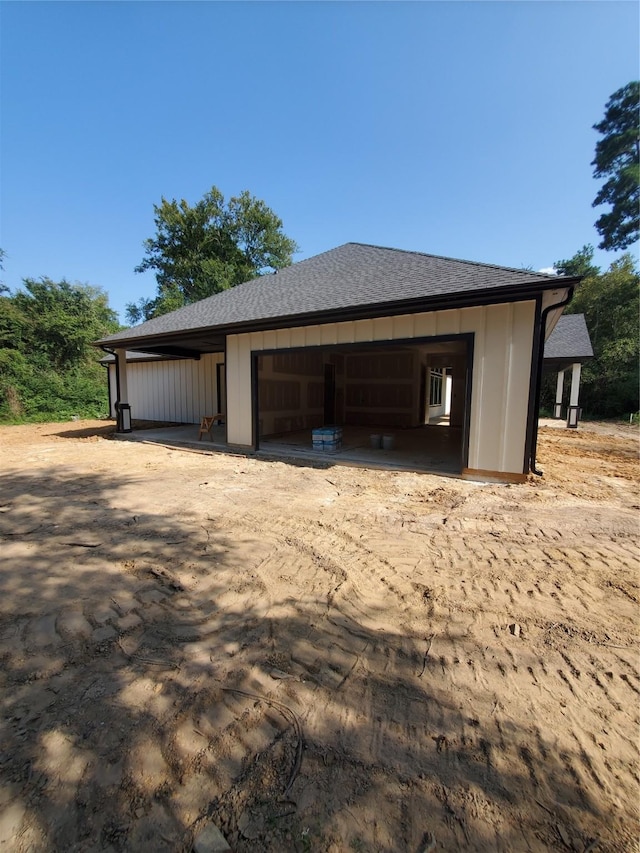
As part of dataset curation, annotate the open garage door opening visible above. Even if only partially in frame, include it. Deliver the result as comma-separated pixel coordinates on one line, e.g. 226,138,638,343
254,335,472,474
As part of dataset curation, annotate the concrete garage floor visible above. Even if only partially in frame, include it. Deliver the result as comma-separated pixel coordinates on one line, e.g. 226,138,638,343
123,423,463,475
261,424,462,474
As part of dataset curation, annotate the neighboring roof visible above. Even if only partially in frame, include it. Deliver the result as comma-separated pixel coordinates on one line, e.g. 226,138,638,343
544,314,594,362
97,242,576,348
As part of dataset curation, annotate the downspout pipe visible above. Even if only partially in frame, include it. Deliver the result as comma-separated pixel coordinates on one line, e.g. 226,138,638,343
530,287,574,476
101,346,119,418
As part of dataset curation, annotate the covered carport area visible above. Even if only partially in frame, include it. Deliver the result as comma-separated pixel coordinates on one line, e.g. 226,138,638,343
543,314,594,428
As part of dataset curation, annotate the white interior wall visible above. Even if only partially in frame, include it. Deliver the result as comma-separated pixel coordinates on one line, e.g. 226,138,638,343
428,369,447,420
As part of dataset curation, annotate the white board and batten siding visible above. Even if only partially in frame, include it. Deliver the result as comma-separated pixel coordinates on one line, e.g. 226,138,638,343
109,353,224,423
226,301,540,476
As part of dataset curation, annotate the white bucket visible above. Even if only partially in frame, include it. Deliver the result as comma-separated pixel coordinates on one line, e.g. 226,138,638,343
382,435,395,450
370,434,382,449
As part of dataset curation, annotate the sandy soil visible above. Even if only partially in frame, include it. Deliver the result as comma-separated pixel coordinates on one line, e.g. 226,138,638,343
0,419,638,852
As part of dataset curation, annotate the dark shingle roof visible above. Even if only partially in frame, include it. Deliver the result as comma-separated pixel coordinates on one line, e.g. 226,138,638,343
98,242,568,346
544,314,594,361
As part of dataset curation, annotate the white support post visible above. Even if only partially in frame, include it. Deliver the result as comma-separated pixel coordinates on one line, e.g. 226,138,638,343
116,349,129,403
566,362,582,429
554,369,564,418
569,362,581,406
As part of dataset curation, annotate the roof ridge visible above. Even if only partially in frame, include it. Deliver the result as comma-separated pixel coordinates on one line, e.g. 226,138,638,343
346,242,561,280
96,240,574,347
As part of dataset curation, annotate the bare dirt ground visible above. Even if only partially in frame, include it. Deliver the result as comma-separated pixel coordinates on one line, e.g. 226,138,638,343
0,419,638,852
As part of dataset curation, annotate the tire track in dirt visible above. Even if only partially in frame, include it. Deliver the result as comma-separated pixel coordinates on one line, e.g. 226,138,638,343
229,509,435,643
225,500,636,852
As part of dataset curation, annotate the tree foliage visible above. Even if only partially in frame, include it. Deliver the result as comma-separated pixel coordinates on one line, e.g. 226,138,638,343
0,248,7,295
592,81,640,251
544,246,639,418
0,278,120,422
554,244,601,279
128,186,298,323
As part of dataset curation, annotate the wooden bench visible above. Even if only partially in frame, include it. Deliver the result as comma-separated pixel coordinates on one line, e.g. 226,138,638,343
197,414,225,441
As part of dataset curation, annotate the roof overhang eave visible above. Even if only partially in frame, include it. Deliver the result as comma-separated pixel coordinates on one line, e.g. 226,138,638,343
94,276,581,352
543,355,594,369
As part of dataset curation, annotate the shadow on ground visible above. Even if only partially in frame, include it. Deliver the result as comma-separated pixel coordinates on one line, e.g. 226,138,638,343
50,420,184,441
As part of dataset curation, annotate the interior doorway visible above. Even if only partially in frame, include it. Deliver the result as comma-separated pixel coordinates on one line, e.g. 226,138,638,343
216,362,226,418
324,363,336,424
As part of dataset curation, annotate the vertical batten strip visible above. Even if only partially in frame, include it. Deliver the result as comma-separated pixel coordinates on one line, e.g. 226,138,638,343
468,306,485,470
499,303,515,472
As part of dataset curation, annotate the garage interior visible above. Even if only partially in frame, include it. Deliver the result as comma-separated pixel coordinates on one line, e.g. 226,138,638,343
255,337,471,474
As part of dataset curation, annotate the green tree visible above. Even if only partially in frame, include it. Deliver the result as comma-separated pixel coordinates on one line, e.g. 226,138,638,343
592,81,639,251
12,279,119,370
0,248,7,295
0,278,120,422
547,248,639,418
128,186,298,323
554,244,601,279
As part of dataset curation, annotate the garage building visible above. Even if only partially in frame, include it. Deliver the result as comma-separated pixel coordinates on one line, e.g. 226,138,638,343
96,243,581,481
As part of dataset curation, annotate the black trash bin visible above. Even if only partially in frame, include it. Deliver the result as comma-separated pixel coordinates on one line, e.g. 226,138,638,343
566,405,581,429
115,402,132,433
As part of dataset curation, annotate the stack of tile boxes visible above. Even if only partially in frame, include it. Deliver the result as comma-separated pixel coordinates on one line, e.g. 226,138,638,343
312,426,343,453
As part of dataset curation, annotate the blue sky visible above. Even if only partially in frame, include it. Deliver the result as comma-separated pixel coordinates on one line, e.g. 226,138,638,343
1,1,638,324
